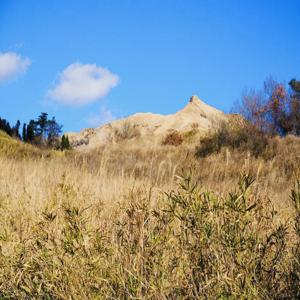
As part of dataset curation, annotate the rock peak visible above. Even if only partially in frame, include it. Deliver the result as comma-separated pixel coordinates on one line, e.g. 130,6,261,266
68,94,227,150
189,95,201,103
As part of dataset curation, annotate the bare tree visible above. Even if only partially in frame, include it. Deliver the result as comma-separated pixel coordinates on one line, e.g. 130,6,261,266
235,77,297,136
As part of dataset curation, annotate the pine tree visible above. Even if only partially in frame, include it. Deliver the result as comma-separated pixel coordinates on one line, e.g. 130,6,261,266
12,120,21,139
22,123,27,142
36,112,48,138
26,120,36,143
0,117,12,136
61,135,71,150
46,117,62,147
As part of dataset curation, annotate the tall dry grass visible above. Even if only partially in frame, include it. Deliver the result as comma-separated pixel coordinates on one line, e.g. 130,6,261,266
0,132,299,298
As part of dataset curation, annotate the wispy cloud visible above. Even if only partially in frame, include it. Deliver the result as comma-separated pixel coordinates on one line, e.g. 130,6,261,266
86,105,116,127
48,63,119,106
0,52,31,82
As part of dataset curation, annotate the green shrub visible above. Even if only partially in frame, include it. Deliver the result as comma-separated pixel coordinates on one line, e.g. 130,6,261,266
60,134,71,150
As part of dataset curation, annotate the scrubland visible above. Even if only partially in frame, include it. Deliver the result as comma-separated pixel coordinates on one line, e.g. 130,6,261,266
0,130,300,299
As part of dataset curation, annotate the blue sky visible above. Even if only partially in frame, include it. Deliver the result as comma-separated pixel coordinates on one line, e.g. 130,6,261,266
0,0,299,132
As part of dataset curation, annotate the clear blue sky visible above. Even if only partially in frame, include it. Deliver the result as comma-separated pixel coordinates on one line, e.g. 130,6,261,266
0,0,299,132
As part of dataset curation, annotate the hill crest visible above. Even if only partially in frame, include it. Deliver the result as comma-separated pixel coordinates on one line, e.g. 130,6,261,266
68,95,227,150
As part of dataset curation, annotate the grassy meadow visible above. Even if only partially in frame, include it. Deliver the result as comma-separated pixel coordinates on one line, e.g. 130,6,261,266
0,130,299,299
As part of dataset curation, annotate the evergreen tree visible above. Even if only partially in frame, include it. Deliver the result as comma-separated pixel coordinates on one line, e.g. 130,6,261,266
0,117,12,136
61,135,71,150
22,123,27,142
12,120,21,139
26,120,36,143
1,112,65,148
46,117,62,147
36,112,48,138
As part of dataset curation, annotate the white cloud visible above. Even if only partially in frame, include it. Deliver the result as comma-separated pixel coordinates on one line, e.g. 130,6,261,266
0,52,31,82
48,63,119,106
86,105,116,127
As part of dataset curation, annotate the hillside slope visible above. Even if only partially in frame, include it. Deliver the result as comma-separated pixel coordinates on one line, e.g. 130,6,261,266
68,95,227,150
0,130,60,159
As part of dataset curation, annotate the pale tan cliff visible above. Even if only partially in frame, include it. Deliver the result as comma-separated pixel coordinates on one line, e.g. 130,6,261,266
67,95,228,150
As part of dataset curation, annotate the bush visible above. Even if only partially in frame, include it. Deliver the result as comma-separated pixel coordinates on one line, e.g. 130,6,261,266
60,135,71,150
162,130,183,146
196,122,269,158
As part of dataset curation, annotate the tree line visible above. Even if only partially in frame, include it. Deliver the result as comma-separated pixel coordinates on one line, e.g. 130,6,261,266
237,77,300,136
0,112,71,150
196,77,300,159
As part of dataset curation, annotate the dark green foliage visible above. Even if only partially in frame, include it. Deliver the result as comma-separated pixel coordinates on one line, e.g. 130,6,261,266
22,123,27,142
0,117,12,136
0,113,63,149
31,113,62,146
60,135,71,150
23,113,62,148
12,120,21,139
26,120,36,143
36,112,48,137
46,117,63,148
0,118,21,139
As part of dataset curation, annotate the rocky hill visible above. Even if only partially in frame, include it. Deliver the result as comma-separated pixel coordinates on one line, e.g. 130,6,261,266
67,95,228,150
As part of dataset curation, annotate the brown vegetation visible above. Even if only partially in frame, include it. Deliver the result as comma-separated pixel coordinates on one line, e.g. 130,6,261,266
196,122,269,158
114,120,141,141
0,127,299,298
162,130,183,146
237,77,300,136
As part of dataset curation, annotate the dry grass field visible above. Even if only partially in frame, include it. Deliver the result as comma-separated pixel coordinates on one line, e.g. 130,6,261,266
0,130,299,299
